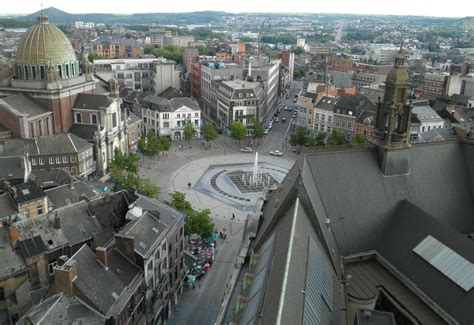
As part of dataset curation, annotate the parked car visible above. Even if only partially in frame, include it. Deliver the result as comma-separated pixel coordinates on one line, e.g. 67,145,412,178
240,147,252,153
269,150,283,156
293,113,297,118
292,147,297,153
293,98,297,103
274,117,279,122
264,129,269,135
281,118,287,123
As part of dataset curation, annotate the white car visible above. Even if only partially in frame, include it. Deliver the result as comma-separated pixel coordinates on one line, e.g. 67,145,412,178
270,150,283,156
264,129,269,135
240,147,252,153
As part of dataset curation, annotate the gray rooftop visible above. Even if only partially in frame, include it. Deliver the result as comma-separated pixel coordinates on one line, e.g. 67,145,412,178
315,96,337,112
69,124,98,140
0,138,38,156
71,244,142,318
412,104,444,123
302,141,474,257
74,93,113,110
0,192,18,219
0,227,28,280
375,200,474,324
45,181,100,209
170,97,200,112
119,210,168,258
36,133,93,155
0,94,50,117
17,293,105,325
0,156,26,181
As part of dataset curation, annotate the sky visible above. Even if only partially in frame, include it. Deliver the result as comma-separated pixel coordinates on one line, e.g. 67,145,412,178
2,0,471,17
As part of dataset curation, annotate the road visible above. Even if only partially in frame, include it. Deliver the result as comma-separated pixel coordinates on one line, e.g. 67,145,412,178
168,218,244,325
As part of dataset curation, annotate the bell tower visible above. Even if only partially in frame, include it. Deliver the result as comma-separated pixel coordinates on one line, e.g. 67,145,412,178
371,44,413,176
373,44,412,148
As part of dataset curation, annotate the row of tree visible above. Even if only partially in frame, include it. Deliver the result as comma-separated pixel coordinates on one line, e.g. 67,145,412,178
228,120,264,145
289,126,365,148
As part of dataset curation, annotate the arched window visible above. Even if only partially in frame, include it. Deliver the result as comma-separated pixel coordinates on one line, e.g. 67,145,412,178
40,66,45,80
65,64,70,78
32,66,36,79
24,65,29,79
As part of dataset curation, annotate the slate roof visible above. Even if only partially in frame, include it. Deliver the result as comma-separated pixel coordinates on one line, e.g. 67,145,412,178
70,244,142,318
36,133,93,155
375,200,474,324
236,198,342,324
0,192,18,219
170,97,200,112
45,181,100,209
158,87,185,100
0,138,38,156
127,112,141,125
0,156,26,181
57,201,102,246
18,235,47,258
334,93,376,115
28,169,72,189
0,94,50,117
17,292,105,325
118,210,168,258
316,96,337,112
132,195,185,231
450,94,470,106
412,104,444,123
69,124,98,140
74,93,113,110
13,181,45,204
302,141,474,256
0,227,28,280
355,110,376,125
417,127,457,143
141,95,171,112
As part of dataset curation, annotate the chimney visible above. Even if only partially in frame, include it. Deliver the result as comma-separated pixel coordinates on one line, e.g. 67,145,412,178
54,211,60,229
115,234,135,262
8,225,19,247
96,247,108,269
54,259,77,296
57,255,69,266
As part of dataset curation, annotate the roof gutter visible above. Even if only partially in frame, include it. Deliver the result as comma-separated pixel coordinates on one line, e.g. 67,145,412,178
275,197,299,325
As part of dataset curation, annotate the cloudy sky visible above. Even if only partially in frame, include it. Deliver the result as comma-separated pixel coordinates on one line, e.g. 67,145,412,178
3,0,469,17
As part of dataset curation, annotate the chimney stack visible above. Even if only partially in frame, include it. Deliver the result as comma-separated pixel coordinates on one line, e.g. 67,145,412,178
115,234,135,262
96,247,108,269
8,225,19,247
54,259,77,296
54,211,60,229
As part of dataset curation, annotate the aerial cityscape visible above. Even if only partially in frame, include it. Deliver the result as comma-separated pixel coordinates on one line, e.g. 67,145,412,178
0,2,472,325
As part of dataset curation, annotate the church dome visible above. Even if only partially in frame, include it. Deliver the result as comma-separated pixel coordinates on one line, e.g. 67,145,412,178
15,15,79,81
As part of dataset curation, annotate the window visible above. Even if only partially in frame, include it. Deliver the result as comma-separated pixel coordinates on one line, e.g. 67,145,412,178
62,156,68,163
91,114,97,124
48,261,58,275
147,261,153,271
195,112,199,117
31,158,37,166
30,123,35,137
46,117,50,135
39,157,44,165
56,156,61,164
164,122,170,128
49,157,54,164
177,114,181,118
194,119,199,126
32,66,36,79
112,113,117,128
177,121,181,127
71,166,77,174
75,112,82,123
37,206,43,215
40,66,45,79
163,113,169,120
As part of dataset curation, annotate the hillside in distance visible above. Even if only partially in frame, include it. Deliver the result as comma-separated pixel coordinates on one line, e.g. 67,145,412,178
21,7,230,25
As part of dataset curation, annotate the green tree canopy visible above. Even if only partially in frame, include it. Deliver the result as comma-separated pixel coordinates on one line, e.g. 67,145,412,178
289,126,309,147
251,122,265,142
293,67,305,79
305,132,326,147
328,130,349,146
183,119,194,146
145,45,185,64
352,133,365,145
202,123,218,145
195,45,208,55
293,46,305,55
169,191,214,237
229,121,247,143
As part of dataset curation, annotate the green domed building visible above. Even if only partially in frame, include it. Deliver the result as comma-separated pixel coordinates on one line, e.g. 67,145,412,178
15,15,80,80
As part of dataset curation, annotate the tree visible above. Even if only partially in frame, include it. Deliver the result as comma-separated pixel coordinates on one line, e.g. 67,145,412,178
202,123,218,148
158,136,171,153
169,191,214,237
183,119,194,148
293,46,305,55
352,133,365,145
305,132,326,147
328,130,349,146
251,121,265,145
229,121,247,145
289,126,309,147
293,68,305,79
195,45,208,55
137,178,160,198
